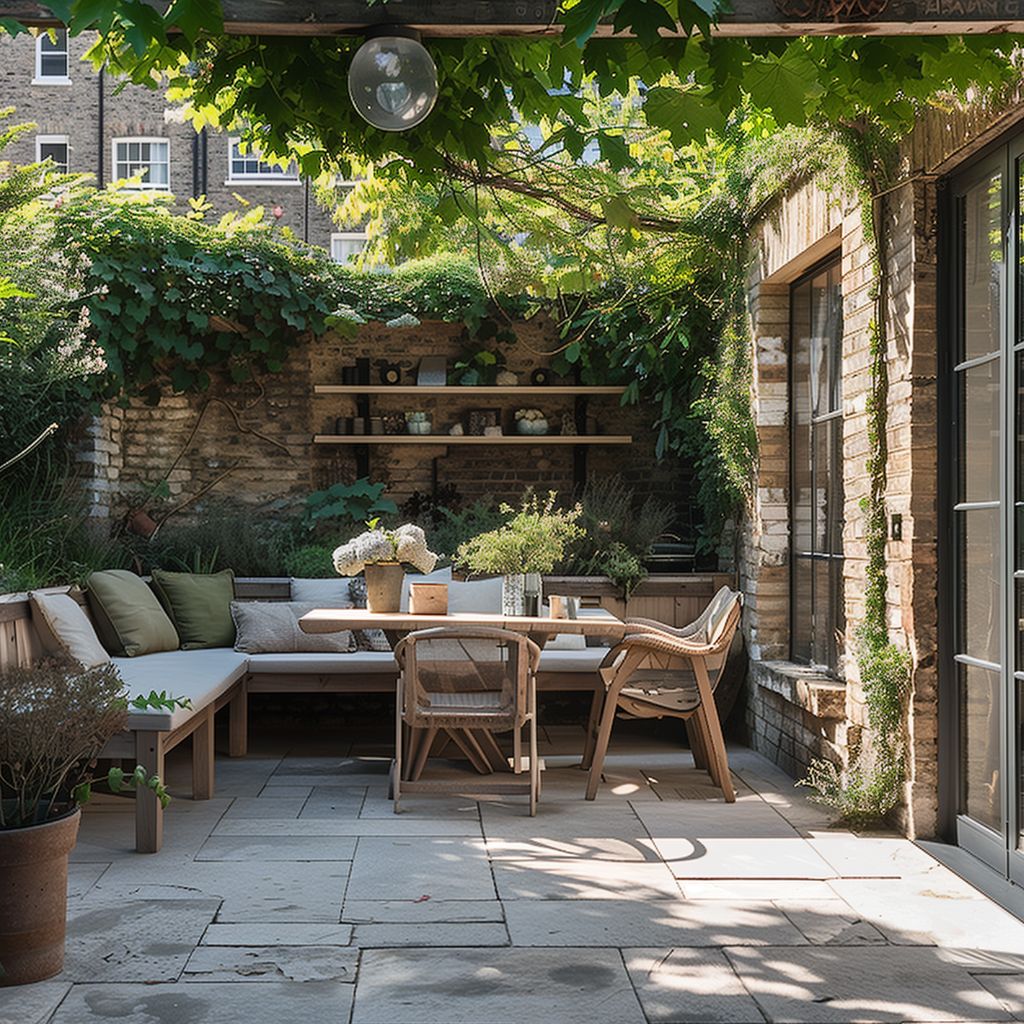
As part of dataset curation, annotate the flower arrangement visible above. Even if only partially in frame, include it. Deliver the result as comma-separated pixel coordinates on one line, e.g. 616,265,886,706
454,492,583,576
333,521,438,576
515,408,548,435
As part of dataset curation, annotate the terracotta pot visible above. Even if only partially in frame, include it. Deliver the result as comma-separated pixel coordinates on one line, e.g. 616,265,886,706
0,808,80,986
364,562,404,613
126,508,158,539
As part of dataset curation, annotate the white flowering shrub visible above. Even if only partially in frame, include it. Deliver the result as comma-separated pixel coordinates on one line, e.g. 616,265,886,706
333,523,438,576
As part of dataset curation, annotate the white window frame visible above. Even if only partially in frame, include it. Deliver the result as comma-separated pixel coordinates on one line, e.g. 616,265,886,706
35,134,69,173
111,137,170,191
33,29,71,85
226,137,300,185
331,232,369,265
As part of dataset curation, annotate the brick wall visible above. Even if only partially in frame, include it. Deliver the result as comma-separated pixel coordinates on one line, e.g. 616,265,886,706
739,94,1024,838
83,316,690,529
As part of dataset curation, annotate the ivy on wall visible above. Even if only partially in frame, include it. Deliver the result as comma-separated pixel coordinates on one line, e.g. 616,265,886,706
798,129,912,826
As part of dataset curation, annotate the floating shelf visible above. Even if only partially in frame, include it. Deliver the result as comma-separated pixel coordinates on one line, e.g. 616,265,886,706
312,434,633,446
314,385,627,396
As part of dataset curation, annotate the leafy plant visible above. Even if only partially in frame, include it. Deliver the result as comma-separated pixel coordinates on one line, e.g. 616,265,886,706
123,690,193,713
283,544,335,578
0,657,169,830
304,478,398,529
454,492,584,576
429,500,508,565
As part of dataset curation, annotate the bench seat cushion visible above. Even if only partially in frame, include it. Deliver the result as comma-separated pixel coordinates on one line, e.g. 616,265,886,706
537,648,608,674
113,648,248,731
245,652,399,674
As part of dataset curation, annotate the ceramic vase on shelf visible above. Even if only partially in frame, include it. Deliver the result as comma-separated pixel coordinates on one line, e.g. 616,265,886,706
364,562,404,613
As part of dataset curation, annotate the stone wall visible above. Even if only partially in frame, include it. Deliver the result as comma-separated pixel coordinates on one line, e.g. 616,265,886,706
83,316,691,530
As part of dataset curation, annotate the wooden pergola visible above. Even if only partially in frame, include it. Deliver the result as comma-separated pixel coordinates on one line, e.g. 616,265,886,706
2,0,1024,36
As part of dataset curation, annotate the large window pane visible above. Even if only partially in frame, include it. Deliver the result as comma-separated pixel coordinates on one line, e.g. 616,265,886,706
959,506,1002,666
962,662,1002,832
960,358,1001,503
962,170,1003,363
790,257,843,673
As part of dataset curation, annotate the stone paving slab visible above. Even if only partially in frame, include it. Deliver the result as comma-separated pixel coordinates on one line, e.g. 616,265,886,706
679,879,838,900
49,981,354,1024
65,899,219,982
829,878,1024,951
183,945,359,982
624,947,766,1023
655,836,837,879
504,898,807,947
220,797,306,820
0,981,71,1024
82,861,349,923
975,974,1024,1020
492,855,683,899
773,898,888,945
808,834,950,878
351,947,647,1024
632,801,799,839
213,817,482,837
298,785,368,819
67,862,109,899
257,785,313,799
725,945,1015,1022
351,922,510,947
346,837,495,901
201,923,354,946
195,835,357,861
342,899,505,923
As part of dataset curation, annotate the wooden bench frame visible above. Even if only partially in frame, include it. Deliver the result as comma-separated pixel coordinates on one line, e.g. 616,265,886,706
1,587,609,853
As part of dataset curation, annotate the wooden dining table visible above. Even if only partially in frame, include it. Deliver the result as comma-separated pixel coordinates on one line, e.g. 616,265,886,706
298,606,626,779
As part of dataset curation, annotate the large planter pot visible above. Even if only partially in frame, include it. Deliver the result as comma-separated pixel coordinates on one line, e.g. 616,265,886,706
364,562,404,613
0,808,80,986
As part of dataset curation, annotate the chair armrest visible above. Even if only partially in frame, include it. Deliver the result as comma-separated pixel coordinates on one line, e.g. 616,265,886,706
624,617,700,639
618,630,720,659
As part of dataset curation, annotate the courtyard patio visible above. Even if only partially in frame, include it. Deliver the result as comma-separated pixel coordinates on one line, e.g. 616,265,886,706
5,724,1024,1024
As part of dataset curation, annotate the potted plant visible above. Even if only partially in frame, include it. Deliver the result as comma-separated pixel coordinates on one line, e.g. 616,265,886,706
333,520,439,612
454,492,583,615
0,658,170,987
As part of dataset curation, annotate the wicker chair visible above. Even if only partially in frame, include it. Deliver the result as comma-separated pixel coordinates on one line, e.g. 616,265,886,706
585,587,743,802
392,626,542,815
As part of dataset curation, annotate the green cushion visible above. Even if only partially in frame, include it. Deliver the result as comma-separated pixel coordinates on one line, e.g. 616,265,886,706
86,569,180,657
151,569,236,650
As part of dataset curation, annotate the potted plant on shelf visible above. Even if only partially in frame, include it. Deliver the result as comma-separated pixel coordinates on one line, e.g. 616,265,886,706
333,520,439,612
454,492,584,615
0,658,170,986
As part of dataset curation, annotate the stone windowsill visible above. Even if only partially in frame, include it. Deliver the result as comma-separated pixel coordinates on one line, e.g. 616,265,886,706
750,659,846,721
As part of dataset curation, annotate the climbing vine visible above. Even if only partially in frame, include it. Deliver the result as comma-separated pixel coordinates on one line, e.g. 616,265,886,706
798,126,912,826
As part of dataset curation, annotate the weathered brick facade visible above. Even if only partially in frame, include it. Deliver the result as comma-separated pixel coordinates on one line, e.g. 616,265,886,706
0,31,338,248
740,95,1024,838
81,316,690,529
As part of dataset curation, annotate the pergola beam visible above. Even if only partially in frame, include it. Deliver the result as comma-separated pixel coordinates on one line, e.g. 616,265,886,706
2,0,1024,36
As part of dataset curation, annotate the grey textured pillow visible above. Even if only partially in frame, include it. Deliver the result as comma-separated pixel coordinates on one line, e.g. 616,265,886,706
231,602,355,654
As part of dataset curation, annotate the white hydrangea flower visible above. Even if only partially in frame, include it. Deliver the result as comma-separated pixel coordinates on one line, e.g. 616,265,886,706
333,524,438,576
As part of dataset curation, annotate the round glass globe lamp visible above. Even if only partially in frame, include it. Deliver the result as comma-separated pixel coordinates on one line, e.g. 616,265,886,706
348,34,438,131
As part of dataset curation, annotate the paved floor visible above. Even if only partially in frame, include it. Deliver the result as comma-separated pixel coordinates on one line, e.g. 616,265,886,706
5,725,1024,1024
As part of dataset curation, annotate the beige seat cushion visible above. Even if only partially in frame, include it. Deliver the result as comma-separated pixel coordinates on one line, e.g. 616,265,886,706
30,591,110,669
113,648,249,731
245,652,398,674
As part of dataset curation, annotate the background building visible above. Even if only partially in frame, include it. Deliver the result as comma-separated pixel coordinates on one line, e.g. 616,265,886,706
0,28,361,260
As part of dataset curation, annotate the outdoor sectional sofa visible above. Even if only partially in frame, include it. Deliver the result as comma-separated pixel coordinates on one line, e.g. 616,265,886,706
0,576,613,853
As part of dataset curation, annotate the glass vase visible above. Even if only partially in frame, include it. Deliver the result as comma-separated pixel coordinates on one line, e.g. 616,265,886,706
502,573,526,616
524,572,542,617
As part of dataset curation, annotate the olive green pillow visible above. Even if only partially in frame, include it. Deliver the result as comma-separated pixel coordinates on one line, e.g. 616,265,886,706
85,569,180,657
151,569,236,649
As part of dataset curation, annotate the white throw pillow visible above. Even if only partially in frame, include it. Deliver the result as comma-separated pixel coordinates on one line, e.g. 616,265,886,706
290,577,354,608
448,577,503,615
400,566,453,612
30,591,111,669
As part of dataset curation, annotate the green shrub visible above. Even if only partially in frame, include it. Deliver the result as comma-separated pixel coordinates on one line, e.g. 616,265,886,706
427,499,509,565
283,544,336,578
304,478,397,530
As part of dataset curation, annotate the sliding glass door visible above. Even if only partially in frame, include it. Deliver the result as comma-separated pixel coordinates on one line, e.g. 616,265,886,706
948,139,1023,880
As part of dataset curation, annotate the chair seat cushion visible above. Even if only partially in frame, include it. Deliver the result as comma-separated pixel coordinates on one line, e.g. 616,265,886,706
112,648,248,730
245,652,398,674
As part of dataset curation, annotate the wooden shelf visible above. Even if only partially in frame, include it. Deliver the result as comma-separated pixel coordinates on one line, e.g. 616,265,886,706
312,434,633,446
314,385,626,396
